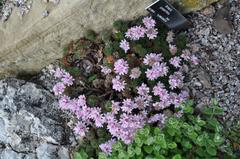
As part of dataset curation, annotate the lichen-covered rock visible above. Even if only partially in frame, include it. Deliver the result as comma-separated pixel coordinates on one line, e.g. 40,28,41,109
170,0,219,13
0,78,75,159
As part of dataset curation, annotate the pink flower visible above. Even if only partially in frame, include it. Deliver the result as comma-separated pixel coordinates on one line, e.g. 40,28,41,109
190,55,199,65
114,59,129,75
152,82,165,96
153,102,169,110
99,139,116,154
59,95,71,110
53,82,65,96
130,67,141,79
146,28,158,39
111,101,121,114
137,83,150,96
134,96,149,109
88,107,106,127
68,99,79,113
122,99,135,113
179,90,189,100
75,106,91,122
125,26,146,41
89,107,101,119
112,76,126,92
166,31,174,43
54,67,65,78
61,72,74,86
174,110,183,118
95,115,106,128
145,67,159,80
101,66,112,75
152,82,170,103
120,39,130,53
74,121,88,137
181,49,191,61
105,112,116,124
169,56,182,68
146,62,169,80
169,44,177,55
169,92,178,103
77,95,87,107
148,113,166,124
117,114,146,144
143,53,163,66
143,16,156,29
172,90,189,107
169,71,184,89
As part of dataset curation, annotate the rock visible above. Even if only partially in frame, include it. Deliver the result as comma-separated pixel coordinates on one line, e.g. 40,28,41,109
213,17,233,35
0,0,152,78
0,78,75,159
213,4,233,35
202,5,216,16
36,143,58,159
170,0,219,13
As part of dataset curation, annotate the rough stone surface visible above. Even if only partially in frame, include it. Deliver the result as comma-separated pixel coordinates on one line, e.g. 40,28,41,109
184,0,240,126
170,0,219,13
0,78,76,159
0,0,152,78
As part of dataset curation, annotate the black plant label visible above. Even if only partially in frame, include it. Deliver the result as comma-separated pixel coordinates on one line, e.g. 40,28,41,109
146,0,189,29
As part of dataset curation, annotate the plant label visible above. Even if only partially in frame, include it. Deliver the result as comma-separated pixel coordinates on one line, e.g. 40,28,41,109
146,0,189,29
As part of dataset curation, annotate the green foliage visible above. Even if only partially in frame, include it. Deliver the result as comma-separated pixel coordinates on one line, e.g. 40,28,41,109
113,20,128,32
0,0,3,7
75,127,111,159
99,101,235,159
84,30,97,41
74,150,89,159
99,30,112,43
87,95,99,107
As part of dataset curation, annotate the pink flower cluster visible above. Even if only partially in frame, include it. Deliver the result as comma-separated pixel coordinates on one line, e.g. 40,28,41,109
120,16,158,54
99,139,116,154
120,39,130,53
166,32,199,64
114,59,129,75
52,16,200,155
52,68,74,96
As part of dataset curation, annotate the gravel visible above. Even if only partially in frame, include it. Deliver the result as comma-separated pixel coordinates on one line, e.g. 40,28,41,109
0,0,59,22
184,0,240,126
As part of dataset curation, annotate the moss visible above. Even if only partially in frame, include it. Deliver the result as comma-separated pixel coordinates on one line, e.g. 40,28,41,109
84,30,97,41
113,20,128,32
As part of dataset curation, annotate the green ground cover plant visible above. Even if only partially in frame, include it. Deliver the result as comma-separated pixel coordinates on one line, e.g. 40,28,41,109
98,100,236,159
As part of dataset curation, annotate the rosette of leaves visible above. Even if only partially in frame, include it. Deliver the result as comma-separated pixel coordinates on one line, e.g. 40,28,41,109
98,100,236,159
74,127,112,159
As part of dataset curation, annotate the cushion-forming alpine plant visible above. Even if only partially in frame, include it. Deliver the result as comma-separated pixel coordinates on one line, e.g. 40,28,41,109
52,16,198,155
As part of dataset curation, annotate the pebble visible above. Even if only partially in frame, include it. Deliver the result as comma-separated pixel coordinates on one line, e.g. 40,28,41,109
42,10,49,18
184,0,240,127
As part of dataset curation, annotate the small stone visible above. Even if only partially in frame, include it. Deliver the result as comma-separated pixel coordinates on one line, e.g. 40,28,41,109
213,18,233,35
202,5,216,16
42,10,49,18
